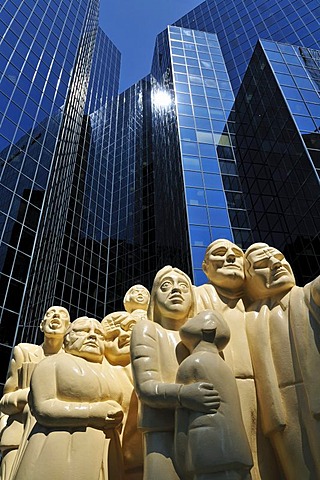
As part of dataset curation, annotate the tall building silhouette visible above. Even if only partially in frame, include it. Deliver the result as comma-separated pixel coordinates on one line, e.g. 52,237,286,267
0,0,319,388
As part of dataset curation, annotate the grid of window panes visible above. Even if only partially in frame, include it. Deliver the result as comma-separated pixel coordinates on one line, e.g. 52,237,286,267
150,28,194,281
168,26,252,284
175,0,320,95
260,40,320,178
85,27,121,114
79,78,158,316
234,40,320,286
0,0,98,390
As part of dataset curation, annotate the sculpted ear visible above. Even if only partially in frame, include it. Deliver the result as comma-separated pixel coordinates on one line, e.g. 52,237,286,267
202,260,207,273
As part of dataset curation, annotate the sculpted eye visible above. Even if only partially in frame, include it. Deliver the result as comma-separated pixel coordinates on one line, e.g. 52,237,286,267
254,259,268,269
160,281,172,291
179,283,189,291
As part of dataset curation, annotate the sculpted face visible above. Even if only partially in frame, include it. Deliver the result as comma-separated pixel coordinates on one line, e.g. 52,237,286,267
40,306,70,338
124,285,150,313
202,240,245,290
154,271,192,321
102,314,136,366
245,244,295,300
64,318,105,363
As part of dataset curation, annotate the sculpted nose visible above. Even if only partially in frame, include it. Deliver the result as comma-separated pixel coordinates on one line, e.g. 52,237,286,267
269,256,281,269
226,251,236,263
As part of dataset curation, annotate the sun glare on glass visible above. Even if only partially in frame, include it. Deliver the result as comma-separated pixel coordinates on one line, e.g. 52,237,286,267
152,90,172,108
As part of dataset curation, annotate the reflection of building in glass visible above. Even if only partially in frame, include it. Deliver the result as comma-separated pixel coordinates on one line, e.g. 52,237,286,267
0,0,319,390
175,0,319,95
234,40,320,286
0,0,118,388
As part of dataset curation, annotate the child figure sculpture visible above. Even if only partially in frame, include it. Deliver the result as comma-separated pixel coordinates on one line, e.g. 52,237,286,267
175,310,253,480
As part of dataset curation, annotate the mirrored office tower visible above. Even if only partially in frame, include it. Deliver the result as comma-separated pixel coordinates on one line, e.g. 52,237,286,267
0,0,115,388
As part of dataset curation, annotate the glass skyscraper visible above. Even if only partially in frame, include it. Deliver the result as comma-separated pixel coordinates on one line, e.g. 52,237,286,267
0,0,118,388
0,0,319,390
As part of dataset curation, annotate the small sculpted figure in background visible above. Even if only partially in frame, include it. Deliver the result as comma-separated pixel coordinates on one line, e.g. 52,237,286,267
195,239,278,480
123,285,150,322
131,266,220,480
13,317,124,480
103,311,144,480
0,306,70,480
245,243,320,480
102,284,150,369
175,310,253,480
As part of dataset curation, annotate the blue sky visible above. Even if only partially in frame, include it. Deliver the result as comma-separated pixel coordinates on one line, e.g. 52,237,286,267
99,0,202,92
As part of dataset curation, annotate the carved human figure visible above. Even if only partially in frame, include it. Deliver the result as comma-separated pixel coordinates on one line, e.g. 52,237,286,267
123,284,150,322
13,317,124,480
175,310,253,480
131,266,220,480
245,243,320,479
102,313,143,480
0,306,70,480
194,240,278,480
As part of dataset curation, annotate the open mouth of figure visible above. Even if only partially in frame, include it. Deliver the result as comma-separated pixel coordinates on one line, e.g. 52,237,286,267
49,319,62,329
169,295,184,303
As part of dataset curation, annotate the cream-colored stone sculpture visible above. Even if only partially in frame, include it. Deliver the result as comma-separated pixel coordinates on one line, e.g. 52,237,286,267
0,306,70,480
194,240,279,480
102,285,150,368
123,285,150,322
245,243,320,479
175,310,253,480
131,266,220,480
102,311,144,480
13,317,124,480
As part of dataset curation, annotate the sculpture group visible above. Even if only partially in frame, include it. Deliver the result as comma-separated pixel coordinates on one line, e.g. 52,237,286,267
0,240,319,480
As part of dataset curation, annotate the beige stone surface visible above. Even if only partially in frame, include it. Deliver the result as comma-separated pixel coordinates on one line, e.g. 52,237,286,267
13,317,124,480
245,243,320,479
0,306,70,480
175,310,253,480
195,240,279,480
131,266,219,480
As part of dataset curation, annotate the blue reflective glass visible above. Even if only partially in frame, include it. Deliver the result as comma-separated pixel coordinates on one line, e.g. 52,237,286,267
187,205,209,224
181,141,198,155
184,171,203,187
179,115,195,127
186,187,206,205
193,269,208,286
208,207,230,227
199,143,215,156
195,117,211,130
194,106,209,118
206,189,226,207
191,247,207,267
180,127,197,141
204,173,223,189
189,225,211,246
182,155,201,171
211,227,233,241
201,158,219,173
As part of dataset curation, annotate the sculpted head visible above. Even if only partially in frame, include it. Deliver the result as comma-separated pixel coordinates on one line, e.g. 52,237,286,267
202,239,245,293
148,266,195,329
40,306,70,338
123,284,150,313
245,243,295,301
64,317,105,363
102,313,136,366
180,311,230,353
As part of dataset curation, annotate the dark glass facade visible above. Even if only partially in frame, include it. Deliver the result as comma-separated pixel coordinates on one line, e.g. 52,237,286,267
0,0,116,388
234,40,320,285
175,0,320,94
